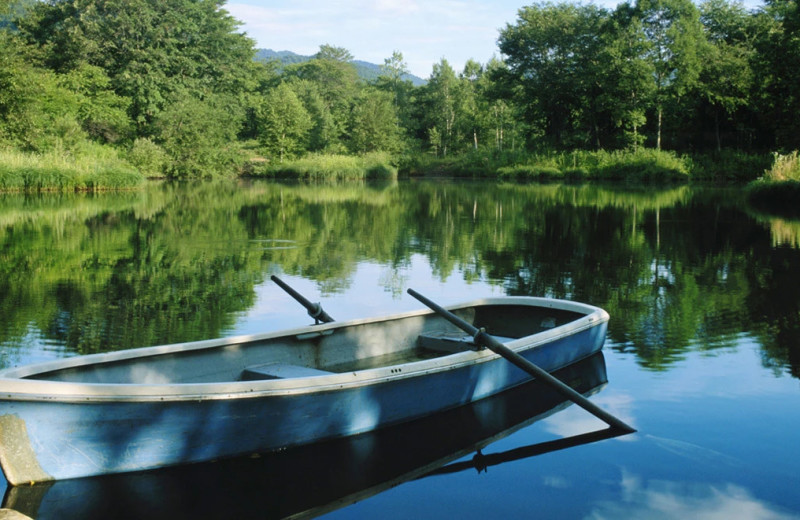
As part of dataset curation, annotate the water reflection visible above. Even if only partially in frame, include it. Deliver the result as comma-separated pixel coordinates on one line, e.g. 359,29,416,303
2,354,621,520
1,181,799,378
591,473,799,519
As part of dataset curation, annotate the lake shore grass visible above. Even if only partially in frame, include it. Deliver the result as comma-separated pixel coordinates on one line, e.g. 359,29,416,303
746,151,800,218
0,145,778,190
0,149,145,191
246,152,398,180
398,148,771,183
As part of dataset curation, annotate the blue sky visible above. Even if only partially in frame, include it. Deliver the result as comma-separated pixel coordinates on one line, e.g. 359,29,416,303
227,1,765,79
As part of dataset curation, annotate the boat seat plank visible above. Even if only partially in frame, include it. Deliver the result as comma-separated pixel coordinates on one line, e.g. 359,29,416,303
241,363,334,381
418,331,515,354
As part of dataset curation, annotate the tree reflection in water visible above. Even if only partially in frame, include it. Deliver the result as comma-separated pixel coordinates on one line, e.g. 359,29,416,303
0,181,798,377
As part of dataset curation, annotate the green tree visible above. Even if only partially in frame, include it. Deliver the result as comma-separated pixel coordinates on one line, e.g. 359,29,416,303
376,50,416,140
284,45,360,152
633,0,706,150
57,63,131,143
697,0,754,151
602,5,655,150
257,83,312,162
153,91,244,177
348,88,402,153
498,2,610,148
422,58,458,156
378,50,408,106
459,59,485,151
754,0,800,149
19,0,255,134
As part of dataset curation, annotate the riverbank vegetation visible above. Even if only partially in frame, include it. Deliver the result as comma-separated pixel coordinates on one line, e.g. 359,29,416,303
1,0,799,190
747,152,800,217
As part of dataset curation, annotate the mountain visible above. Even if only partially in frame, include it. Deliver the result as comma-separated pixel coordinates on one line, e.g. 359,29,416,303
255,49,426,86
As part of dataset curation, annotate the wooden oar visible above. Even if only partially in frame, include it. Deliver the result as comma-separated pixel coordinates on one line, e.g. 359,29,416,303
271,275,335,324
407,288,636,433
424,427,629,477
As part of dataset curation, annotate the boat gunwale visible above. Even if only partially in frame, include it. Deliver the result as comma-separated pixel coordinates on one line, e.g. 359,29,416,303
0,297,609,402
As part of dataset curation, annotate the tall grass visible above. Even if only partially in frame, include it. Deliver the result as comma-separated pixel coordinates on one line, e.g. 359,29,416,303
763,151,800,182
746,151,800,217
248,152,398,180
0,147,144,191
689,150,771,181
401,148,691,182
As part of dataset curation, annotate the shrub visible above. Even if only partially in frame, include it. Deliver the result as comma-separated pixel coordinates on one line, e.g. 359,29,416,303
126,138,169,178
250,152,398,180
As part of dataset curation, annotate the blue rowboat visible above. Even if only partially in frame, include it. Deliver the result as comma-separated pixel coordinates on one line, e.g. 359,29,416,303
2,354,613,520
0,296,609,485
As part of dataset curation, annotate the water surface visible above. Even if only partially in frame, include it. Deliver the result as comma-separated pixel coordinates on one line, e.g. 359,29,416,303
1,180,798,518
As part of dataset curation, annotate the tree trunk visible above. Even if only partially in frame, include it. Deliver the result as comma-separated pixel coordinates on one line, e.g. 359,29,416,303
656,106,662,151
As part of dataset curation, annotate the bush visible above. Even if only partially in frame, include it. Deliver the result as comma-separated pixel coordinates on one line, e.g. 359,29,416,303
249,152,398,180
126,138,169,178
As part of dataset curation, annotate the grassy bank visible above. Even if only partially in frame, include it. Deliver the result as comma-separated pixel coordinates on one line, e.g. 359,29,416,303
0,148,145,191
746,151,800,218
246,152,398,180
399,149,771,183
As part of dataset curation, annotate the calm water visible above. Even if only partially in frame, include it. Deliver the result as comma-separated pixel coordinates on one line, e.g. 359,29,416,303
1,180,799,519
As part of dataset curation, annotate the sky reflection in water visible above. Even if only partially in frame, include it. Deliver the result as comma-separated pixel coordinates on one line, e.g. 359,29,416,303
0,181,798,518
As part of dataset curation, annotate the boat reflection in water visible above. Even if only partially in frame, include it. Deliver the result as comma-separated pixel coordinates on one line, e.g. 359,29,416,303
3,352,626,520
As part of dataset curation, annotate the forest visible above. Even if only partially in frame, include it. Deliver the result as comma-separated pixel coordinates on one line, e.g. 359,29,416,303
1,0,799,186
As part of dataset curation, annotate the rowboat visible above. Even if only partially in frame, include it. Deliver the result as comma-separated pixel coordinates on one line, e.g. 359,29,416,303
3,353,618,520
0,293,611,485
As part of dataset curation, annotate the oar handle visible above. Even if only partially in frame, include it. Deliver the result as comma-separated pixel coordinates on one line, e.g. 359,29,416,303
271,275,335,323
407,288,635,433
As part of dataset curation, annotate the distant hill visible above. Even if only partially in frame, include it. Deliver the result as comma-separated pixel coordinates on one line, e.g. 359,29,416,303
255,49,426,86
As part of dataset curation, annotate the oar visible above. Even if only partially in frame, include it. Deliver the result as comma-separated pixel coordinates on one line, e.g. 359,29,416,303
271,275,335,324
406,288,635,433
424,427,629,477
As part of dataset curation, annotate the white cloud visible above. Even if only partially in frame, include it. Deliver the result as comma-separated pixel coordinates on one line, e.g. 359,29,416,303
588,473,799,520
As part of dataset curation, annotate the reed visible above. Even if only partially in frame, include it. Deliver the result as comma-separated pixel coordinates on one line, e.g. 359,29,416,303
0,148,144,191
248,152,398,180
400,148,690,182
745,151,800,218
764,151,800,182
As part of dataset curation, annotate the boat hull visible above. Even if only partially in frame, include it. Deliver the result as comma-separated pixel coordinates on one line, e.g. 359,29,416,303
3,354,612,520
0,298,609,484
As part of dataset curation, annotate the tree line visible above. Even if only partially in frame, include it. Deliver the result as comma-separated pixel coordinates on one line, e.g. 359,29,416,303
1,0,798,179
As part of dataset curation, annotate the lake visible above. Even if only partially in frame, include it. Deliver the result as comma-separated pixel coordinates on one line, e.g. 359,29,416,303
1,180,799,519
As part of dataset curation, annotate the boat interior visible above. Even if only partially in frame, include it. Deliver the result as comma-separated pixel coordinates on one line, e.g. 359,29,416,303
23,304,586,385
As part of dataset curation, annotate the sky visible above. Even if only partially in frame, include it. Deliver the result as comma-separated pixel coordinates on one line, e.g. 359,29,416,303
227,0,765,80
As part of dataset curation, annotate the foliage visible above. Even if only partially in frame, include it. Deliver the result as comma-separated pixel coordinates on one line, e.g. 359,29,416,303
256,83,312,163
153,92,245,178
745,152,800,218
2,181,799,376
689,150,771,181
125,137,169,178
0,148,144,190
2,0,800,189
250,152,397,180
399,148,691,181
763,151,800,182
18,0,255,133
348,88,403,154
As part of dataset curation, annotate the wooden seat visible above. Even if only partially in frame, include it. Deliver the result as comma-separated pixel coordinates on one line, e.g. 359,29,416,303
241,363,334,381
